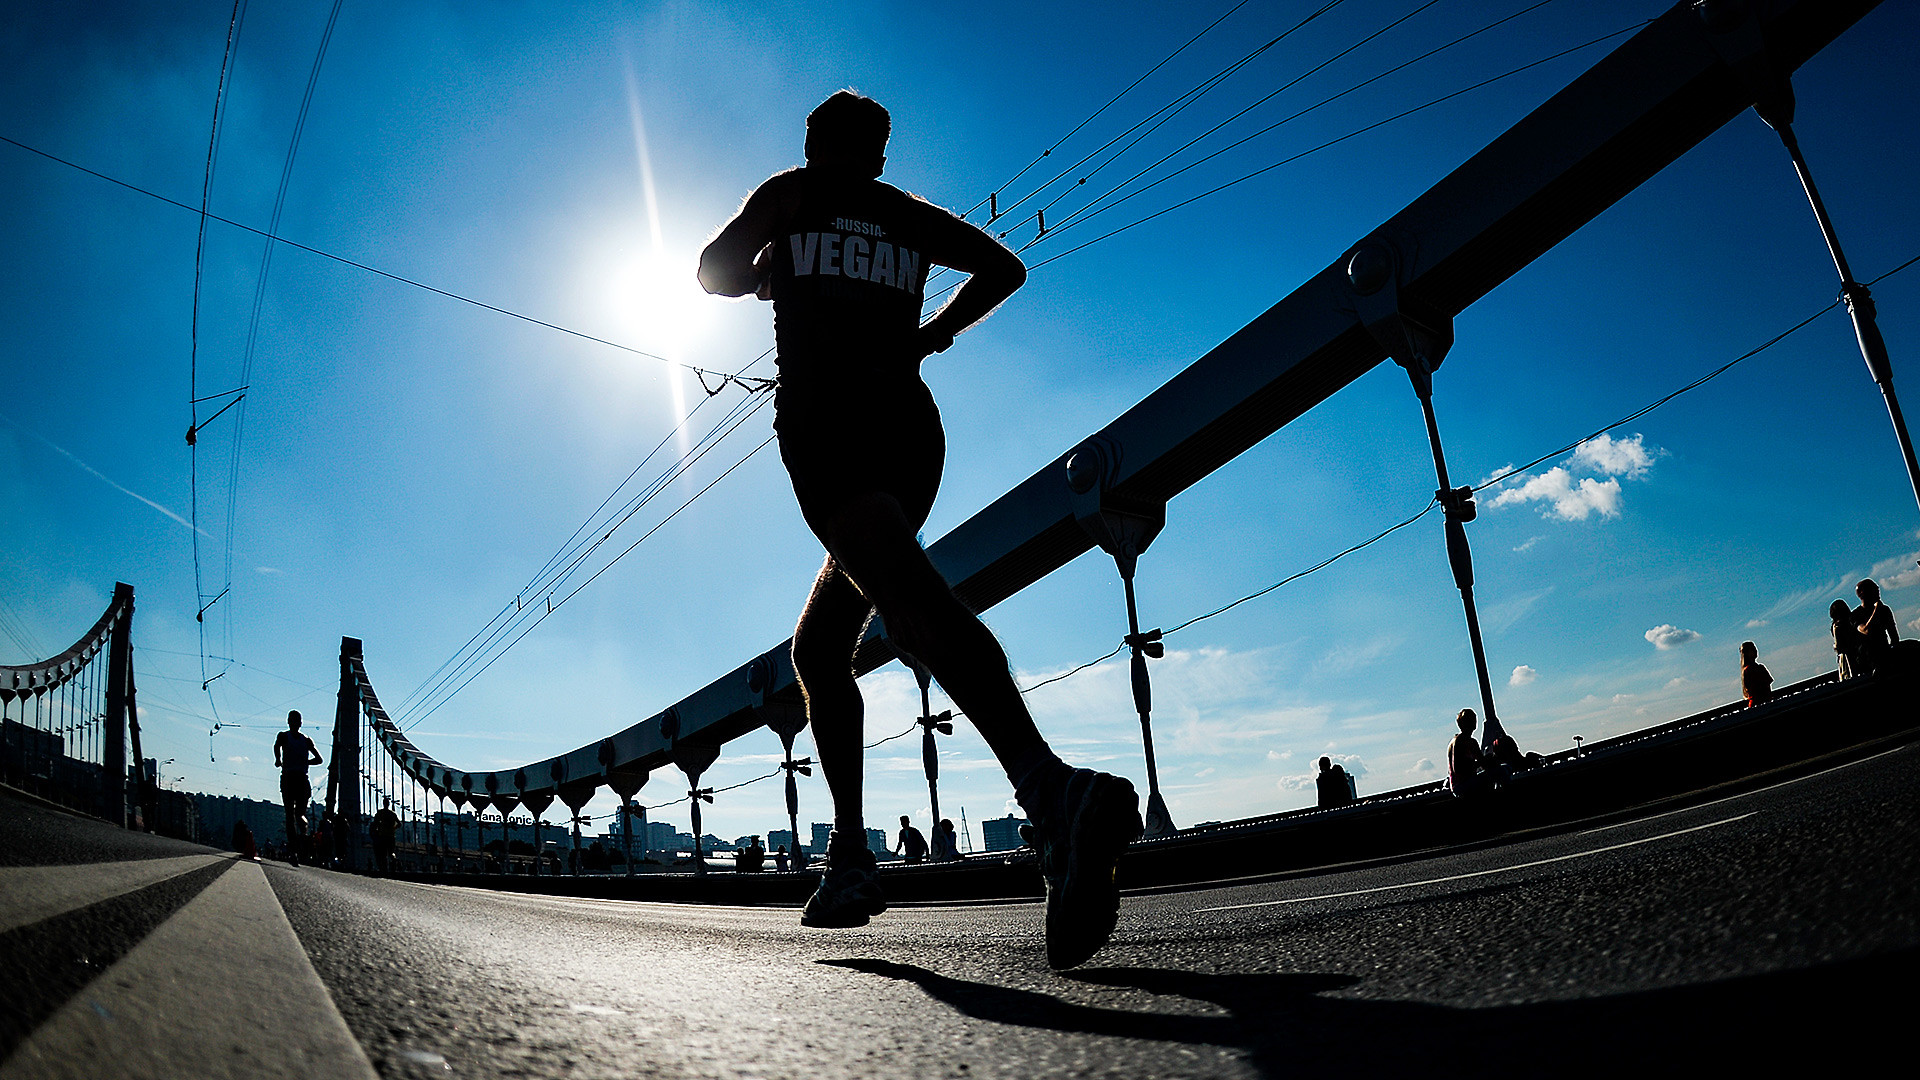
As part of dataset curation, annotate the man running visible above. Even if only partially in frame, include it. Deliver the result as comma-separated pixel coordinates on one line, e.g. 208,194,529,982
699,91,1142,969
272,710,322,865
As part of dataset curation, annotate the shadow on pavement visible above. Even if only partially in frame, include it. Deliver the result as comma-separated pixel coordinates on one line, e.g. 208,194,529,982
821,947,1908,1076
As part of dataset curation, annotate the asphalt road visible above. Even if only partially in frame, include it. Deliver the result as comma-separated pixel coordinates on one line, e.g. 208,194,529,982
5,738,1916,1078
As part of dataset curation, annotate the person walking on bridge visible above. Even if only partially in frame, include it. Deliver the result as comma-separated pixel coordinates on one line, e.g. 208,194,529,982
273,710,322,866
699,90,1142,969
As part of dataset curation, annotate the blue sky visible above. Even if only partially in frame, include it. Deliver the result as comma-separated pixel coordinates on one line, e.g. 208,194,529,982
3,1,1916,847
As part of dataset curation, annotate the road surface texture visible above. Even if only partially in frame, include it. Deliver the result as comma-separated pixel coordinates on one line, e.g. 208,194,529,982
3,737,1915,1078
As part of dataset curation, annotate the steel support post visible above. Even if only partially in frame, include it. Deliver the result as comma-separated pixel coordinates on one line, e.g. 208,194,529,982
904,657,951,836
1697,0,1920,516
331,637,364,871
1066,437,1176,837
1349,240,1514,753
102,583,133,827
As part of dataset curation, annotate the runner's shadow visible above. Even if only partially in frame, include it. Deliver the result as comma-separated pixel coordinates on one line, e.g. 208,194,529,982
821,949,1914,1078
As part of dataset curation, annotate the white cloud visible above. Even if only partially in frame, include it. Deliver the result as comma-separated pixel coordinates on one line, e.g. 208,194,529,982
1265,749,1291,761
227,755,250,764
1572,432,1657,478
1483,434,1659,522
1488,467,1623,520
1869,550,1920,589
1408,758,1437,775
1746,619,1769,628
1512,536,1541,553
256,566,284,576
1645,624,1701,650
1509,665,1537,686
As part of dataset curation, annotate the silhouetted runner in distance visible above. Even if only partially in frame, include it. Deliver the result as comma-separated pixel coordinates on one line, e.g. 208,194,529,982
273,709,322,866
699,91,1142,968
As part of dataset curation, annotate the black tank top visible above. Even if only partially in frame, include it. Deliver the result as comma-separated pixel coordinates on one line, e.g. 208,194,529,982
769,169,935,379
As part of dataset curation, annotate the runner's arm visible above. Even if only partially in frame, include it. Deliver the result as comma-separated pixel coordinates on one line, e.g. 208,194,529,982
698,176,789,298
308,739,323,765
916,206,1027,357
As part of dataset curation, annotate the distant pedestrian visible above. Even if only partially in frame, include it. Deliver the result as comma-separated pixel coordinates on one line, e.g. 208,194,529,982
272,710,323,866
896,815,928,864
371,799,400,873
1853,579,1900,675
1448,709,1490,798
232,819,258,861
774,844,790,873
1740,641,1774,707
1315,756,1354,808
1831,598,1864,679
936,818,962,862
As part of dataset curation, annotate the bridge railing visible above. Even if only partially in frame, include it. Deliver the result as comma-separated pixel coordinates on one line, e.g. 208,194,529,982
0,582,144,826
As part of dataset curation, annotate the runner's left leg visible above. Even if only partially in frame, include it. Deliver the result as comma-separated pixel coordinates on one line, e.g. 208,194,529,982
790,553,879,836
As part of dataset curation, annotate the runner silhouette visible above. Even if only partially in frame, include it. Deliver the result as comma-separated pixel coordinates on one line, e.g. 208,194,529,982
700,91,1142,968
272,710,322,867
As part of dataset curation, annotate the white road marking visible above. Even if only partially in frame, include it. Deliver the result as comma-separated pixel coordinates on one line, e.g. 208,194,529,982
0,859,379,1080
1196,813,1756,913
0,853,231,935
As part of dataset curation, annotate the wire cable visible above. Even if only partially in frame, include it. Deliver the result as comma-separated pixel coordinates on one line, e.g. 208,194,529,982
1037,0,1552,245
1020,21,1643,271
0,133,770,388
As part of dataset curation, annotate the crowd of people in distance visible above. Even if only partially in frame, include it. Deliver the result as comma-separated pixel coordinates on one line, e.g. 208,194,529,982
1438,573,1908,800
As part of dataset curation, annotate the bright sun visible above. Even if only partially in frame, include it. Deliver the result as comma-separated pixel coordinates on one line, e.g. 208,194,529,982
602,247,716,363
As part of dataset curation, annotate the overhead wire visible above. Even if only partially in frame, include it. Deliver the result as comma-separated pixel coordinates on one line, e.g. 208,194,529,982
961,0,1256,219
207,0,348,693
1017,20,1646,270
394,375,777,725
1033,0,1552,244
0,133,772,390
400,399,780,730
1011,0,1440,237
188,0,248,725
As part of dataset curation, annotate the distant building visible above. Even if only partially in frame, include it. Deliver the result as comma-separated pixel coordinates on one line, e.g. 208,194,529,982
768,829,795,853
980,814,1030,853
866,827,891,860
194,793,291,849
811,822,832,856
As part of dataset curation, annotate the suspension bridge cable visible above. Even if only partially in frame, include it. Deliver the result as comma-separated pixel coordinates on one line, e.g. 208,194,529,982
1010,252,1920,697
1035,0,1554,244
0,133,771,389
1018,21,1644,271
394,385,776,724
401,416,780,730
390,370,772,717
388,380,759,716
961,0,1256,219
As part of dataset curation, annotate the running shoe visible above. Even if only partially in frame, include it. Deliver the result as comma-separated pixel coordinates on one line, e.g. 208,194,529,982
1020,769,1143,969
800,832,888,928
